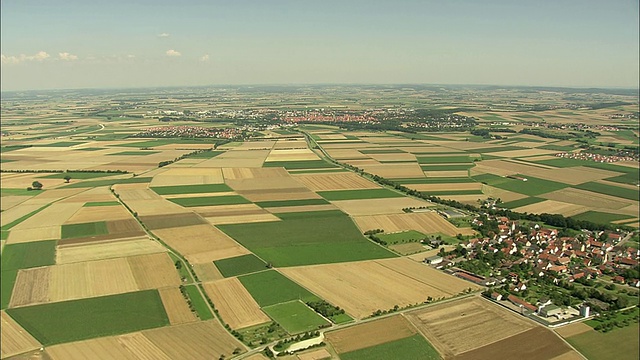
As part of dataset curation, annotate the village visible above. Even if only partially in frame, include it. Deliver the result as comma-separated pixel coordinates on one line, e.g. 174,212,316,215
424,215,639,328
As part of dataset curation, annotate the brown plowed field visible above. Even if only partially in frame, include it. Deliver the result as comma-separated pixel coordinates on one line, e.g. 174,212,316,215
281,260,462,319
152,224,249,262
203,278,270,329
106,219,144,234
452,327,573,360
142,320,244,360
9,267,51,307
325,315,416,354
331,197,433,216
64,205,132,224
159,287,198,325
127,253,181,290
405,297,535,358
139,213,207,230
1,311,42,359
56,237,166,264
292,173,380,191
353,212,462,236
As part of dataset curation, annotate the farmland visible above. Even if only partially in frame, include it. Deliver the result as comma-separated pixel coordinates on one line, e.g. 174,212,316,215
0,85,638,358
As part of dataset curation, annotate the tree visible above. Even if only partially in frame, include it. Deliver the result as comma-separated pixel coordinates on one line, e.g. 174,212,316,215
64,175,71,183
32,181,43,190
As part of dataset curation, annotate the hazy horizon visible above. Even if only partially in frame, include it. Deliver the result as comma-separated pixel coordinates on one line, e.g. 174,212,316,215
2,0,639,91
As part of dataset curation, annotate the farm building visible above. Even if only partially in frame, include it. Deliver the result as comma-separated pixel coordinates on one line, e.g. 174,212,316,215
539,304,562,318
424,256,444,265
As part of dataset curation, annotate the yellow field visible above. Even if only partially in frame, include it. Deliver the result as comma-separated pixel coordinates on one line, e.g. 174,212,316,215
353,212,466,237
149,167,225,186
11,202,84,230
127,253,181,290
326,315,416,354
407,183,483,192
7,226,61,244
46,332,171,360
203,278,271,329
514,200,588,217
152,224,249,263
265,148,320,162
159,287,198,325
64,205,132,224
56,237,167,264
331,197,433,216
192,262,224,282
405,296,535,358
541,188,634,210
0,196,31,211
281,258,474,319
292,173,380,191
1,311,42,359
359,163,425,178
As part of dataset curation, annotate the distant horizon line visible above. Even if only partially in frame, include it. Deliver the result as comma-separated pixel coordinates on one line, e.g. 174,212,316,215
1,82,639,94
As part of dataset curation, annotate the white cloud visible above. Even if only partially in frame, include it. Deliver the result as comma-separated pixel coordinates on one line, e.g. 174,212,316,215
199,54,210,62
58,52,78,61
1,51,50,65
126,54,136,59
166,49,181,57
158,33,170,38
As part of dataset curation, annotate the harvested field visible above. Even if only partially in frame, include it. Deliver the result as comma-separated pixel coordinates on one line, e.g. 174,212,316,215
192,262,223,282
266,149,320,162
11,202,84,231
549,351,586,360
123,199,191,216
405,297,535,358
47,258,139,303
554,322,593,338
0,196,31,211
325,148,370,159
484,148,557,158
7,226,61,244
158,287,198,325
292,173,380,191
142,320,244,360
56,237,166,264
367,153,417,162
64,205,131,224
453,327,573,360
1,311,42,359
0,204,43,227
326,315,416,353
280,260,465,319
359,163,425,178
266,204,338,214
378,258,481,294
149,167,225,187
331,197,433,216
408,183,483,192
541,188,634,210
195,149,269,168
297,348,332,360
237,188,322,202
127,253,181,290
152,224,249,263
388,242,426,255
191,204,282,225
513,200,588,217
46,333,169,360
223,167,291,180
9,267,51,307
202,278,270,329
424,170,470,178
139,213,207,230
480,185,528,203
353,212,463,237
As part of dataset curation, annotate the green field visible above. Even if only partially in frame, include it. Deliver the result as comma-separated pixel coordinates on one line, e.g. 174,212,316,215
239,270,320,307
566,324,639,360
570,211,635,225
40,141,85,147
151,183,232,195
184,285,214,320
417,155,473,164
420,164,474,171
0,188,43,197
499,197,546,209
263,301,329,334
185,150,224,159
573,182,639,201
218,212,396,267
61,221,109,239
108,151,160,156
213,254,268,277
255,198,329,208
6,290,169,345
38,172,123,180
473,173,568,196
0,230,8,240
377,230,425,244
84,201,121,207
1,270,18,309
317,188,404,201
263,160,337,169
339,334,441,360
168,195,251,207
274,209,346,220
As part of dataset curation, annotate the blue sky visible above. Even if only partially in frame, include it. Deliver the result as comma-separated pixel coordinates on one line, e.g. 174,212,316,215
1,0,638,90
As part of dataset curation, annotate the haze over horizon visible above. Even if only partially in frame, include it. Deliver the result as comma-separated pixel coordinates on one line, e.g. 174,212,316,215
1,0,639,91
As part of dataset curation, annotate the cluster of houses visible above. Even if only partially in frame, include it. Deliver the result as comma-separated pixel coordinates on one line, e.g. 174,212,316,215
282,110,378,124
133,126,245,139
555,151,638,163
425,216,639,320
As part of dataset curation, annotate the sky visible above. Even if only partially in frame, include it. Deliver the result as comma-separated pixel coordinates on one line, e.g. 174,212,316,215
1,0,639,91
